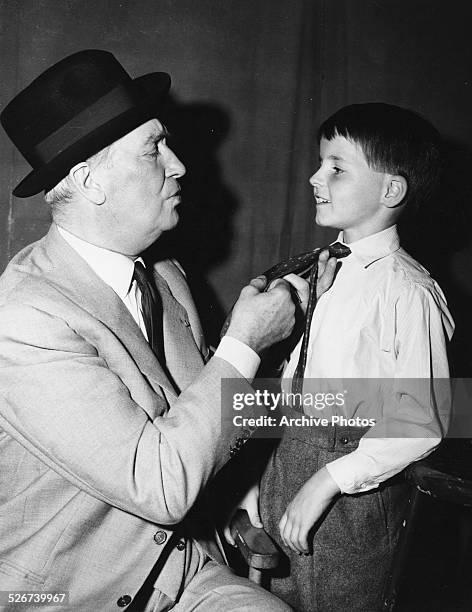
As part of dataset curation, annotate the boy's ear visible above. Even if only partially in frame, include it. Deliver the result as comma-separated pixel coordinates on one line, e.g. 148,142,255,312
69,162,106,205
382,175,407,209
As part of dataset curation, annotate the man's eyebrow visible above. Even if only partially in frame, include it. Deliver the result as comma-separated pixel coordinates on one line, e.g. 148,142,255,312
144,125,170,146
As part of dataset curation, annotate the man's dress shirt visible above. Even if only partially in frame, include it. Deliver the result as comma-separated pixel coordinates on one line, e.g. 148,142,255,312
283,225,455,494
57,226,260,380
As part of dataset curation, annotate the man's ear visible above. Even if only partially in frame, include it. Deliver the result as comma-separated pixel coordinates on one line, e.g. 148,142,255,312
69,162,106,205
382,175,407,209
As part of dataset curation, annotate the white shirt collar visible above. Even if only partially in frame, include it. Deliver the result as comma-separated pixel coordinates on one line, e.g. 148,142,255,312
56,224,139,298
336,225,400,268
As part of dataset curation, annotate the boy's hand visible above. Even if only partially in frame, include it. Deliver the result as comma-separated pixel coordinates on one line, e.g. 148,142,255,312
279,467,340,554
223,482,262,546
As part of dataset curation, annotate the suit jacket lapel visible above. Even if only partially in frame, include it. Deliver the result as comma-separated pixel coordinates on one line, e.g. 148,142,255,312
41,224,178,399
153,269,206,391
154,260,207,355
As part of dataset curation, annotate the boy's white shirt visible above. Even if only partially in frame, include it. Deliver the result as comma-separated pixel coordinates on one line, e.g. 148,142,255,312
283,224,455,494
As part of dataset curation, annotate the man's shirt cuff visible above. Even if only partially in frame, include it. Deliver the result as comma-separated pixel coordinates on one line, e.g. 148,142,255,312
214,336,261,381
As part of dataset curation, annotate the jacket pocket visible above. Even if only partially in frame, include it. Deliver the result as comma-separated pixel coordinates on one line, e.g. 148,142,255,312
0,559,46,588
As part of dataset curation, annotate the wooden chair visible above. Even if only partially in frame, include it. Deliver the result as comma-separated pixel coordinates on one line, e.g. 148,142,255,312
383,440,472,611
230,509,280,585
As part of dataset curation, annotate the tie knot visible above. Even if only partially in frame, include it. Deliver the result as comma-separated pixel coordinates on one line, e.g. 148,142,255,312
328,242,351,259
132,260,150,289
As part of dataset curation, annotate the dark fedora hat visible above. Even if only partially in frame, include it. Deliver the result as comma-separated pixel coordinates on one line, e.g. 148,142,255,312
0,49,171,197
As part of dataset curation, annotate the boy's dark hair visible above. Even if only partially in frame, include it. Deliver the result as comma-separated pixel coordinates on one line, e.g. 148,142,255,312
318,103,443,212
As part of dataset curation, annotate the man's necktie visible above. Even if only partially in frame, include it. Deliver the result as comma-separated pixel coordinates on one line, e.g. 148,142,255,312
133,261,166,366
291,242,351,395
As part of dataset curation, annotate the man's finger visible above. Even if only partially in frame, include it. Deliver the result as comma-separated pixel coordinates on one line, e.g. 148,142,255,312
248,276,268,292
246,506,263,529
266,277,291,292
223,524,236,547
282,273,309,308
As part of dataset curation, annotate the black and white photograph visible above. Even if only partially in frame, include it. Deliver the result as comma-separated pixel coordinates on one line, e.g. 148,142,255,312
0,1,471,610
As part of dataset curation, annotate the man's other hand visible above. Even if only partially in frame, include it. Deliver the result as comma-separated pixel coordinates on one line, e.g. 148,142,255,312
223,482,262,546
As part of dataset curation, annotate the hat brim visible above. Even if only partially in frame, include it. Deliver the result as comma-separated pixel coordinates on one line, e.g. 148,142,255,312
13,72,171,198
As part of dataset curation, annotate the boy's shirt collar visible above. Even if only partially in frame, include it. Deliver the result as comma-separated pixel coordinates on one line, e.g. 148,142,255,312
336,224,400,268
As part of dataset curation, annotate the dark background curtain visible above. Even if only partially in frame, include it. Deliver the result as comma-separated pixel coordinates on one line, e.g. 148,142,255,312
1,0,471,368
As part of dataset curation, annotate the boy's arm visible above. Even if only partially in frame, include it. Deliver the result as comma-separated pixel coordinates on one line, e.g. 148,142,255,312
326,281,454,495
279,466,340,553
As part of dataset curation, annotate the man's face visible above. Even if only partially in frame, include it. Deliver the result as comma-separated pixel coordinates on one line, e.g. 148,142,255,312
97,119,186,256
309,135,388,242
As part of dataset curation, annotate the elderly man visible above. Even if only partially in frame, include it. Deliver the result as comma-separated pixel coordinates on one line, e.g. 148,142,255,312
0,50,336,611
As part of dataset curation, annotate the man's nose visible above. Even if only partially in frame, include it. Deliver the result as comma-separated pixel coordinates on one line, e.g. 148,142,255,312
165,148,186,178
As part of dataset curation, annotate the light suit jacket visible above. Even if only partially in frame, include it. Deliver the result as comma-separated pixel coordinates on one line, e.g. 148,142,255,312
0,224,257,610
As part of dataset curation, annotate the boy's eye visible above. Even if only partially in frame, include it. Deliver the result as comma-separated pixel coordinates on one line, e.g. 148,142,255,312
332,166,344,174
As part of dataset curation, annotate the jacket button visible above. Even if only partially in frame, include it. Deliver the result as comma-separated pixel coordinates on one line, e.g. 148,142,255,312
176,538,186,551
117,595,132,607
153,530,167,545
340,436,349,445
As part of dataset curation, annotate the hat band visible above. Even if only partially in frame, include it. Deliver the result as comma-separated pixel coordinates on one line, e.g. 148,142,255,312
28,82,143,166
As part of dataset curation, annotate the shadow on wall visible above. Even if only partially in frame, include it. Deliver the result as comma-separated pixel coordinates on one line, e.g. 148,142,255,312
146,95,239,347
399,137,472,377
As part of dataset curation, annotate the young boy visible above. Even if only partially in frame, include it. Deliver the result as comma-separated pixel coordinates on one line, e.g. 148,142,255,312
256,103,454,611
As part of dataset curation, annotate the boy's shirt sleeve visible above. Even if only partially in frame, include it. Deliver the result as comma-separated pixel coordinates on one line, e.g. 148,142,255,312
326,281,454,495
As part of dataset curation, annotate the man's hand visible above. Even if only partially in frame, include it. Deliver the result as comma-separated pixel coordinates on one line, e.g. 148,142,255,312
279,467,340,554
227,277,297,354
267,272,309,314
223,482,262,546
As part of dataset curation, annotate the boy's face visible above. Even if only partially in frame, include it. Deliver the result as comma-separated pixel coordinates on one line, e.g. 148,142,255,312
309,135,389,243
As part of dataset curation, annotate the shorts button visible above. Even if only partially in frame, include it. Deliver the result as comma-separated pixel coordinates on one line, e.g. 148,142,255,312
117,595,132,607
154,530,167,545
340,436,349,444
176,539,186,551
